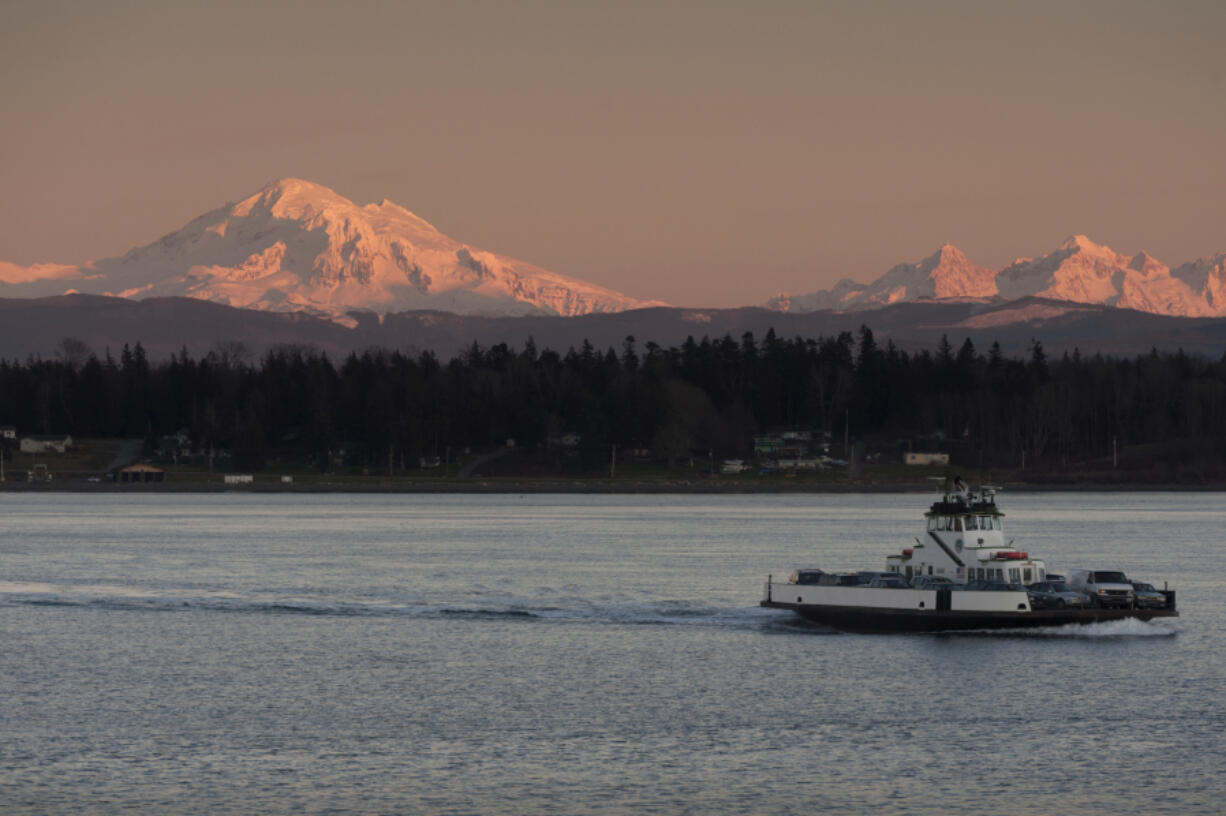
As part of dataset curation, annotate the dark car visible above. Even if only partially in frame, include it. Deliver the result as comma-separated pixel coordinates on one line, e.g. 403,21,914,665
910,576,954,590
818,573,862,586
1026,580,1086,610
1131,582,1168,609
868,575,909,588
962,580,1026,592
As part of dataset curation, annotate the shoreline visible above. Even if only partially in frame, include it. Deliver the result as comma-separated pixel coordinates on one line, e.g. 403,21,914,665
3,477,1224,494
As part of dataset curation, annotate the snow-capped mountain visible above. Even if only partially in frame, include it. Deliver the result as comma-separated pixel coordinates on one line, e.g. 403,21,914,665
767,245,995,311
996,235,1212,316
0,179,665,320
770,236,1226,318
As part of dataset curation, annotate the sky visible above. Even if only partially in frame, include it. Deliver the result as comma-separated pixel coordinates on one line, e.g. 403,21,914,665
2,0,1224,308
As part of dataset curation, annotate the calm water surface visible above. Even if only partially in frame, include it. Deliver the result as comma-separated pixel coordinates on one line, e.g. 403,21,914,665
1,492,1222,815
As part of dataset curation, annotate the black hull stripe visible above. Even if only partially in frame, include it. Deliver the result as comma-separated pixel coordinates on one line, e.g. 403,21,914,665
761,601,1178,633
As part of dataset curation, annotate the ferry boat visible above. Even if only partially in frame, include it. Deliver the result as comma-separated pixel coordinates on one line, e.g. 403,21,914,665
760,481,1178,633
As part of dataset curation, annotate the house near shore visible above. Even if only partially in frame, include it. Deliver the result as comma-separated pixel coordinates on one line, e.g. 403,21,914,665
753,426,831,472
115,463,167,483
904,452,950,466
20,434,72,454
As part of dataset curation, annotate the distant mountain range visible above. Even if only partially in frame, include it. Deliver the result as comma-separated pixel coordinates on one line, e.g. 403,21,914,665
0,179,663,321
4,293,1225,363
2,179,1222,325
769,237,1226,318
1,177,1224,366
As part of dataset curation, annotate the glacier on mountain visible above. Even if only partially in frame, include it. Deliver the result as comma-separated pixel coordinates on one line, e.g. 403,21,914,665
0,179,664,319
770,235,1226,318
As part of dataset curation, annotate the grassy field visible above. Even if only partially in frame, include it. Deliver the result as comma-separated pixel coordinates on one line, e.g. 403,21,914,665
2,438,124,479
2,438,1221,491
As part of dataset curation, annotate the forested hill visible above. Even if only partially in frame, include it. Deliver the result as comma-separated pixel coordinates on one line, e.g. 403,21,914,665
3,329,1224,480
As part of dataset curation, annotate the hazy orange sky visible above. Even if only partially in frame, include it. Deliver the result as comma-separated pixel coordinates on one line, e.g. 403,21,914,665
2,0,1223,307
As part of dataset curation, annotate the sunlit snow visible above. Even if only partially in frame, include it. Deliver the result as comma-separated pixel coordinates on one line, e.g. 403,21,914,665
0,179,666,320
770,236,1226,318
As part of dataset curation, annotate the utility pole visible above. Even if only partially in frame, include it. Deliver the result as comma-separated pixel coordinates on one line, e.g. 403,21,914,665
1113,436,1118,469
844,407,849,458
610,443,616,479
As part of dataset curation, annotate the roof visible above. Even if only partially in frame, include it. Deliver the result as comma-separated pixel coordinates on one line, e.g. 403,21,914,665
117,463,165,473
927,499,1003,516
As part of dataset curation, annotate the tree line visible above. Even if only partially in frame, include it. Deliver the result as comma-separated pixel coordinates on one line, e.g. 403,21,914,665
2,329,1224,476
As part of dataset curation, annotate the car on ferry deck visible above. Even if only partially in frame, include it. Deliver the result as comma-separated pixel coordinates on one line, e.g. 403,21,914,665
1026,580,1086,610
867,575,909,588
910,576,953,589
1131,582,1168,609
857,571,900,586
962,580,1026,592
818,573,863,586
1068,569,1135,609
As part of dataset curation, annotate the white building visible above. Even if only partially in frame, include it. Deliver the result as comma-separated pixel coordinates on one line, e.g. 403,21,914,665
20,434,72,454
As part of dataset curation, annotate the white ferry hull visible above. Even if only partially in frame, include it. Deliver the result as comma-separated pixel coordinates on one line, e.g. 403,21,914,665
760,584,1178,634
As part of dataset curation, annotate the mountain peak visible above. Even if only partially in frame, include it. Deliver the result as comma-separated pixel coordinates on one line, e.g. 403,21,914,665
930,244,970,265
768,244,996,312
770,235,1226,319
233,178,355,221
253,177,349,206
0,179,663,319
260,177,333,195
921,244,995,298
1060,234,1108,253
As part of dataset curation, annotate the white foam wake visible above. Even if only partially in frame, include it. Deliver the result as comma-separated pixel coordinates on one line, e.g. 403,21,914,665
1019,617,1179,638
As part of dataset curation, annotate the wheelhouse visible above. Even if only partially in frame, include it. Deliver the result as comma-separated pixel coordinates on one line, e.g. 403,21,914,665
885,482,1045,586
